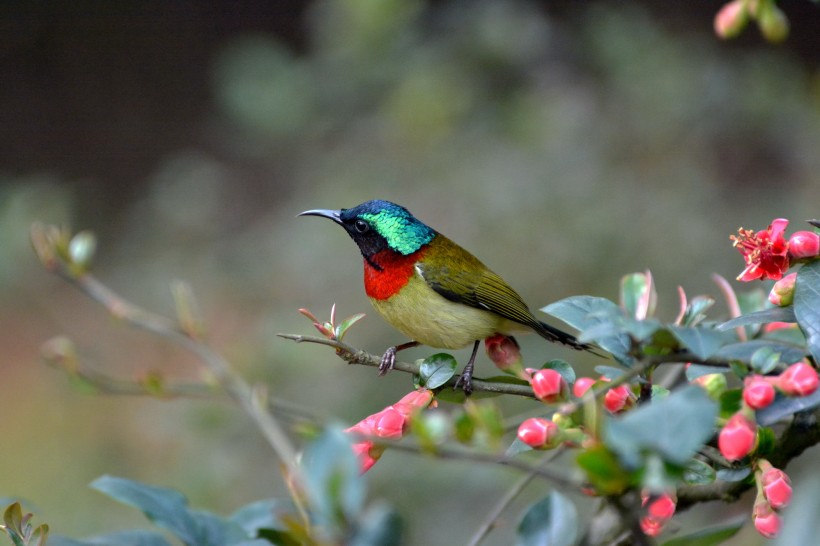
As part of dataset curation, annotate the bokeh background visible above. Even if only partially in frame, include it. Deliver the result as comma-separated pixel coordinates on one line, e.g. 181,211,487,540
2,1,819,544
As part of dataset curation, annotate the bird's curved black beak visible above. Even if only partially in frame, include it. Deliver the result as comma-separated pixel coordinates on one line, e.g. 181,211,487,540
298,208,342,225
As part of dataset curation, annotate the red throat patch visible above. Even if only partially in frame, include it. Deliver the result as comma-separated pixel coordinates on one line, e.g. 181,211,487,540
364,247,426,300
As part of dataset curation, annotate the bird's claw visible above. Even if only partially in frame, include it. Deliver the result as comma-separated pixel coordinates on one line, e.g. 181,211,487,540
453,371,473,396
379,346,397,375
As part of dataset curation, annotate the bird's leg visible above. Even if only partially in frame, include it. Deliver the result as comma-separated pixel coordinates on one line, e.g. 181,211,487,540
379,341,420,376
454,340,481,396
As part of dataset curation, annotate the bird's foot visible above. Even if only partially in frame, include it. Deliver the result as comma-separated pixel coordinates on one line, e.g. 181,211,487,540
379,347,397,376
453,340,480,396
453,370,473,396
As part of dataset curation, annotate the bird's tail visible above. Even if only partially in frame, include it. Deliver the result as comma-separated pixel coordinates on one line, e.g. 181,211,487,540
535,320,595,353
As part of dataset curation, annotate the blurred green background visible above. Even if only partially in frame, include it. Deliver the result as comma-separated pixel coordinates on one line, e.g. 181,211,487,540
2,1,819,544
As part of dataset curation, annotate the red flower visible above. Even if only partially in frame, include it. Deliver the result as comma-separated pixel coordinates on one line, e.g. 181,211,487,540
517,417,561,449
485,334,524,375
778,361,819,397
529,368,568,403
761,466,792,510
718,412,757,461
743,375,776,410
604,384,633,413
345,388,434,472
640,493,676,537
753,501,782,539
731,218,790,281
573,377,596,398
789,230,820,260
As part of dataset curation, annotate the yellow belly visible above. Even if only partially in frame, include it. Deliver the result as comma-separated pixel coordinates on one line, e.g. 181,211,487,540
369,272,527,349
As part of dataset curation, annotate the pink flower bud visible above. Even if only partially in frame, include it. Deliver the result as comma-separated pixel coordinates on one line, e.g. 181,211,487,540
485,334,524,375
761,467,792,510
789,230,820,259
718,412,757,461
778,361,819,397
714,0,749,39
517,417,561,449
692,372,728,400
640,493,676,536
753,501,782,539
763,321,797,333
530,368,568,403
743,375,776,410
573,377,596,398
393,388,435,415
768,272,796,306
603,384,633,413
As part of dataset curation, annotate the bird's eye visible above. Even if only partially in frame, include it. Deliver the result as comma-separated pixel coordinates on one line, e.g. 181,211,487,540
354,219,369,233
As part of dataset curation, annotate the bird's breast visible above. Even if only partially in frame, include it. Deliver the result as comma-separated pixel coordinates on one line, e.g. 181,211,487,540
363,248,426,301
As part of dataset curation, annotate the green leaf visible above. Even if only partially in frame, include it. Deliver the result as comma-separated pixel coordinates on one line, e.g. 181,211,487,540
716,467,751,482
418,353,457,389
230,499,289,536
757,388,820,426
716,340,805,366
718,389,743,419
506,437,534,457
620,272,655,319
683,458,716,485
335,313,366,341
594,365,626,381
685,365,726,381
48,530,173,546
301,427,365,533
349,502,402,546
542,296,632,364
660,518,744,546
718,306,796,331
516,492,578,546
680,296,715,327
604,386,718,467
91,476,204,546
750,346,781,374
668,326,726,360
543,359,576,384
576,445,631,495
794,260,820,363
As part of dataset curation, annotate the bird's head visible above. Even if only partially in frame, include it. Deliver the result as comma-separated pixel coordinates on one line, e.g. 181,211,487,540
299,200,435,257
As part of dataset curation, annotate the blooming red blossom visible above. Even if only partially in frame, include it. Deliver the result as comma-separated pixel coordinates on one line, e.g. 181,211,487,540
718,412,757,461
778,361,819,397
789,230,820,260
517,417,561,449
529,368,568,403
761,466,792,510
743,375,776,410
731,218,790,281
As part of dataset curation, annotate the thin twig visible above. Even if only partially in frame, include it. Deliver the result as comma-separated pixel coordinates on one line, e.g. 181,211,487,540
55,270,302,482
467,448,566,546
384,441,580,490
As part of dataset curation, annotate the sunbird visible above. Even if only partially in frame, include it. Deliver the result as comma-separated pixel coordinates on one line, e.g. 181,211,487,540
300,199,590,394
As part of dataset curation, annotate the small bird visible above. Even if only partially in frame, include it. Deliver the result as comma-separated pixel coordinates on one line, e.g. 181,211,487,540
300,200,590,394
